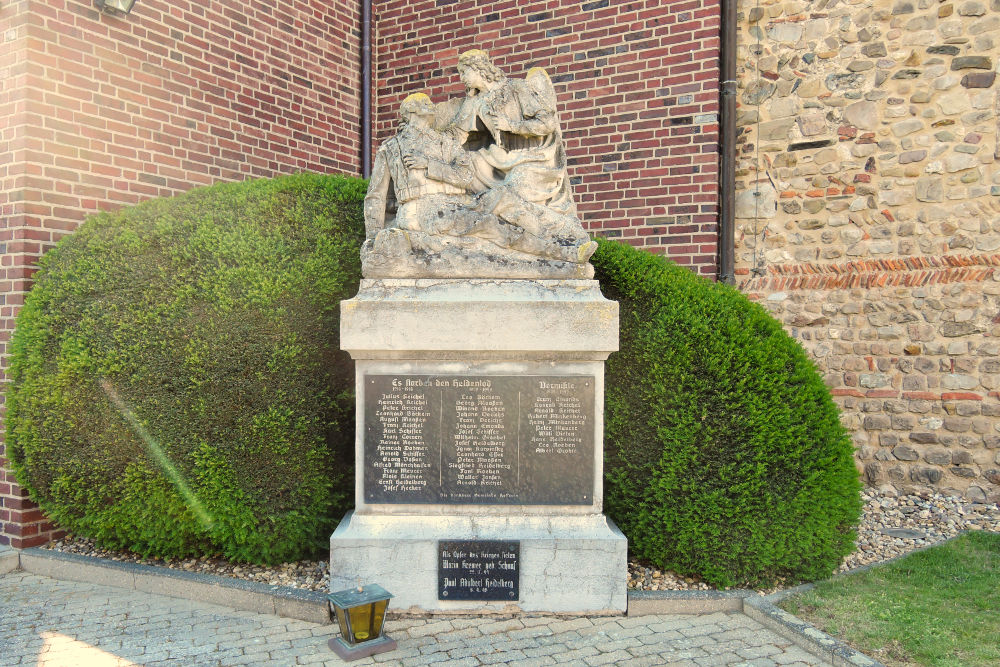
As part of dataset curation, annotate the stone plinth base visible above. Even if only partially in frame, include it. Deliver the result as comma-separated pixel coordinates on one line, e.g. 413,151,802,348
335,279,624,614
330,511,627,614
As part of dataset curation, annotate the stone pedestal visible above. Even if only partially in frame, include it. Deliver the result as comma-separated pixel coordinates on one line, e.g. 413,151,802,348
332,279,626,614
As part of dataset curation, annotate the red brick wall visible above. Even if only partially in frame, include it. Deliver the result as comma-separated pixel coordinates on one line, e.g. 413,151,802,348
0,0,36,549
0,0,362,547
373,0,722,275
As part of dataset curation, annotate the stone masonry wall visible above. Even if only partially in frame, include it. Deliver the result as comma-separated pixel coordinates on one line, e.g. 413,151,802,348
0,0,362,547
735,0,1000,503
373,0,723,275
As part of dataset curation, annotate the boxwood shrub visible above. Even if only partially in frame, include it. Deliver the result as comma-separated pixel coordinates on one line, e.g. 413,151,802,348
6,173,365,564
8,181,860,581
593,238,862,588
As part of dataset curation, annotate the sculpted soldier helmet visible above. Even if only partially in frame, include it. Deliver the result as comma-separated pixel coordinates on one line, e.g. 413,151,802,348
398,93,435,121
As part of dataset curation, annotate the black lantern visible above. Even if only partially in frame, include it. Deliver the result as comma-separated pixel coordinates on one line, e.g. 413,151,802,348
327,584,396,660
94,0,138,16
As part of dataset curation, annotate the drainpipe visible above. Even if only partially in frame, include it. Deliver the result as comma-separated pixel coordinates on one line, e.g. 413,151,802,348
718,0,737,284
362,0,372,178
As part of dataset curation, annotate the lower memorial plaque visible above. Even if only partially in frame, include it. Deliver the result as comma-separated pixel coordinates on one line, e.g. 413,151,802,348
439,540,519,601
364,374,595,504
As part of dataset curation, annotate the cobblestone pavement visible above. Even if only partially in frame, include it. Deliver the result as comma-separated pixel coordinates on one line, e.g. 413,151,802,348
0,572,830,666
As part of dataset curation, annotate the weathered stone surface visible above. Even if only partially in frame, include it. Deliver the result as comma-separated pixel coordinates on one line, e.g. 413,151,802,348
743,79,776,105
938,92,972,115
953,450,975,465
945,152,978,172
899,150,927,163
891,118,924,136
915,177,945,201
844,101,880,129
942,321,978,337
736,108,760,126
934,73,961,90
796,112,826,136
942,373,979,389
951,56,993,70
768,97,799,118
911,467,944,484
959,1,987,16
826,72,866,91
965,486,988,502
925,449,952,465
735,182,778,219
863,42,889,57
968,15,1000,34
861,373,892,389
759,118,795,140
734,0,1000,498
768,23,803,43
796,78,823,97
362,54,595,279
961,71,997,88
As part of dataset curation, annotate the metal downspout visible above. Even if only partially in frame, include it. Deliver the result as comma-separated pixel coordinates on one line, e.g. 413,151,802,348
362,0,372,178
718,0,737,284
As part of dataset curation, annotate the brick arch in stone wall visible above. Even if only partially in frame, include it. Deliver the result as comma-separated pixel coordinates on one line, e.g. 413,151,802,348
735,0,1000,503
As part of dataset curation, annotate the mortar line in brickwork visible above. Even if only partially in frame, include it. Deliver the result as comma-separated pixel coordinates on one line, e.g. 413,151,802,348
744,265,996,292
755,254,1000,277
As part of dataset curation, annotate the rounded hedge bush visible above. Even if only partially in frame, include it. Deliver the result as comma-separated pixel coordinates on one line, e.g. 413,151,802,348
7,173,366,564
9,179,860,581
593,239,862,588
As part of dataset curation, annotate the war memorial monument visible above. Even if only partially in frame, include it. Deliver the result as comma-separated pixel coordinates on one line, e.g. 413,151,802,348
331,50,627,613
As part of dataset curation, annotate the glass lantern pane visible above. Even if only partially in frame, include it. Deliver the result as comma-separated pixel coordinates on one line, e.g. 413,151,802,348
335,606,350,641
347,603,375,642
371,599,388,637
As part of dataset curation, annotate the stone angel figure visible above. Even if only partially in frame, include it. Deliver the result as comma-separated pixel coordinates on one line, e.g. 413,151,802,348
361,52,596,279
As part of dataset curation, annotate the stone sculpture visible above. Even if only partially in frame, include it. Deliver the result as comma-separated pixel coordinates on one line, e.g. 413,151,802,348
362,50,597,279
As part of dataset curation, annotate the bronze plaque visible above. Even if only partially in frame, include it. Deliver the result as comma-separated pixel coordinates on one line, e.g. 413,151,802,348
363,375,594,504
439,540,519,601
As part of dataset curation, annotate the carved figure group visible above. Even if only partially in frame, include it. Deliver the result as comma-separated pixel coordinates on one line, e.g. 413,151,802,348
362,50,597,279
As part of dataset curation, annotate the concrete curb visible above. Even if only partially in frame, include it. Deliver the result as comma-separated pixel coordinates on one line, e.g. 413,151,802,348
0,545,18,574
743,596,884,667
17,548,331,625
747,530,989,666
626,588,749,615
628,586,885,666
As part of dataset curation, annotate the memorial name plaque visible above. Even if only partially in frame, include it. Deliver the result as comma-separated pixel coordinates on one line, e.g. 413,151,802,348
364,375,594,504
439,540,519,601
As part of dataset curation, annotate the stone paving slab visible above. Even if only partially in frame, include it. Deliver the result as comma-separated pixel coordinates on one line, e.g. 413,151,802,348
0,571,832,666
0,547,17,575
18,548,330,625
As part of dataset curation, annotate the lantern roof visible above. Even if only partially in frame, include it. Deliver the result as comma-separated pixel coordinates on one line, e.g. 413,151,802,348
328,584,393,608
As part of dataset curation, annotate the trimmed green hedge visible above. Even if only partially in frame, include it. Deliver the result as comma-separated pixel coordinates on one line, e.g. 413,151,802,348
7,174,366,564
8,180,860,582
593,239,862,588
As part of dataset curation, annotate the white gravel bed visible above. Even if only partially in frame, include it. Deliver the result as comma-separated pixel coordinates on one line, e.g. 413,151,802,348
39,489,999,594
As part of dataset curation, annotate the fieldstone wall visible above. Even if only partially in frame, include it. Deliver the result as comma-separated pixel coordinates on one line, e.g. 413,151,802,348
735,0,1000,503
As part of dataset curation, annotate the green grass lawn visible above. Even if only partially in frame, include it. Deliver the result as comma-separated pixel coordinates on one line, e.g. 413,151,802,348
779,531,999,667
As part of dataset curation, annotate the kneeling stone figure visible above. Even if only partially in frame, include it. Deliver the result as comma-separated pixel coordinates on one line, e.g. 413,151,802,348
361,52,597,279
